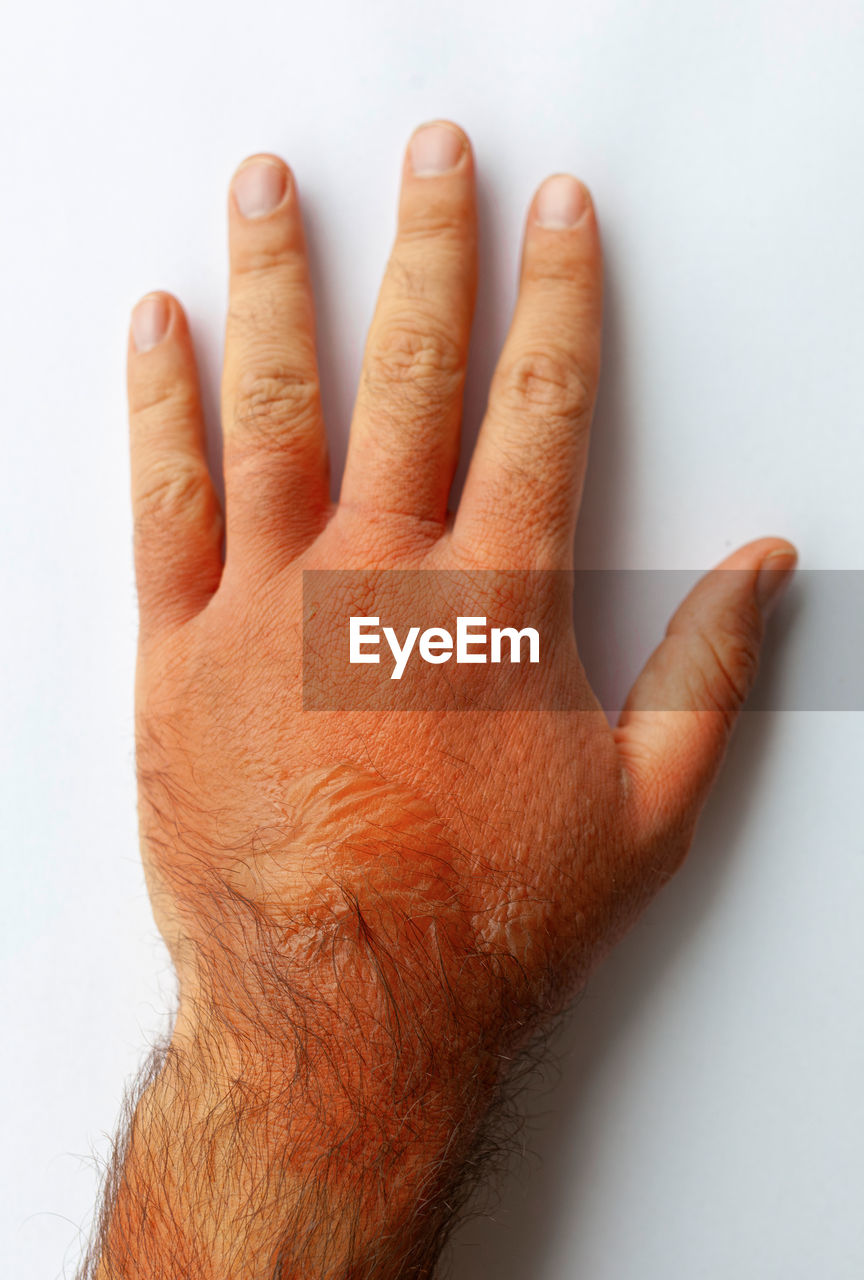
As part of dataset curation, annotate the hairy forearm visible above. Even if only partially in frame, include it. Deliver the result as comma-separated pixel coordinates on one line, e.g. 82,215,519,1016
84,760,567,1278
82,1014,499,1280
81,816,534,1280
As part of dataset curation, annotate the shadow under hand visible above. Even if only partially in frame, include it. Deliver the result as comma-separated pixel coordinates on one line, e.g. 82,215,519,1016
446,701,785,1280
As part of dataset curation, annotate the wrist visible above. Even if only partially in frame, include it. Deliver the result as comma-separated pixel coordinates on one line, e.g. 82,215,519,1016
100,816,536,1278
92,995,497,1280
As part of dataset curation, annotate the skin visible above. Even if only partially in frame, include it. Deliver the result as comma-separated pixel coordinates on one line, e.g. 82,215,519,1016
86,120,797,1278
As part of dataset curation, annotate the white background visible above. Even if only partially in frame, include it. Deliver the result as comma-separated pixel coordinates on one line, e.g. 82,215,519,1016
2,1,863,1276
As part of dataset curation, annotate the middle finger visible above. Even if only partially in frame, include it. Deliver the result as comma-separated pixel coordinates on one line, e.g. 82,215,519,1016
339,120,478,531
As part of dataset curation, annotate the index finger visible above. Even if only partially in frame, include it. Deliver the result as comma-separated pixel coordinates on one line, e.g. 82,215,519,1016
452,174,602,569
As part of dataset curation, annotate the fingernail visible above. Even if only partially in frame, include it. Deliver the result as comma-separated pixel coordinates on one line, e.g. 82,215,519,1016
535,174,588,229
409,123,465,176
232,158,288,218
132,294,170,353
756,548,798,614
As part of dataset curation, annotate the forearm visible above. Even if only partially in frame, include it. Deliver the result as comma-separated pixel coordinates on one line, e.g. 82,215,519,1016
84,1018,497,1280
81,860,522,1280
85,751,550,1278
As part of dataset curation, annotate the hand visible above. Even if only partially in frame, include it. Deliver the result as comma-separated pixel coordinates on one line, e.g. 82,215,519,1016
94,120,796,1278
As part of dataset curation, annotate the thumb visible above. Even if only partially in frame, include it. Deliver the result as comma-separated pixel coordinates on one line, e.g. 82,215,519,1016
614,538,797,831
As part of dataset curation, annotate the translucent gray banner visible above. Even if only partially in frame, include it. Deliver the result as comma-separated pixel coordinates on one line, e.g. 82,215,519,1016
301,569,860,712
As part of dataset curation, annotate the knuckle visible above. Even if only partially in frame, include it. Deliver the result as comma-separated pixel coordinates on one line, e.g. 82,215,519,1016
493,347,594,423
522,249,592,290
696,620,762,724
132,380,198,422
397,207,473,246
364,318,465,394
231,236,304,282
134,459,213,529
233,367,321,445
